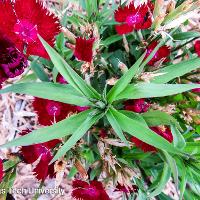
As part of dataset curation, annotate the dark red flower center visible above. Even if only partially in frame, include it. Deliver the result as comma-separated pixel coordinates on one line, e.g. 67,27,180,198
46,102,61,116
14,19,38,43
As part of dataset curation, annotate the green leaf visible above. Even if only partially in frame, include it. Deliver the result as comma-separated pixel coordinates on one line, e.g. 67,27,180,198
171,124,186,149
173,31,200,40
151,57,200,84
106,108,129,146
0,82,91,106
120,110,148,127
162,151,179,192
107,52,146,103
0,109,93,148
142,110,181,129
111,109,183,155
39,35,101,100
148,163,171,198
184,142,200,154
101,35,122,46
115,83,200,100
30,60,50,82
157,193,173,200
179,165,187,200
51,110,104,163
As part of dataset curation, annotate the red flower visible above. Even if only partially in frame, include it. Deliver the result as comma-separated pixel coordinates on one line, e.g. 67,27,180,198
33,97,77,126
33,97,89,126
114,1,154,35
0,32,27,86
194,40,200,57
0,0,60,59
124,99,150,113
56,74,68,84
72,179,110,200
145,41,170,66
0,159,3,182
130,126,173,152
74,37,95,62
20,130,60,181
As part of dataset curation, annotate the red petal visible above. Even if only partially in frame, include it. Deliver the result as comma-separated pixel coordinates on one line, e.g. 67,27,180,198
130,136,157,152
33,151,53,181
0,1,17,44
74,37,95,62
72,180,89,188
21,144,42,164
115,24,134,35
114,5,133,22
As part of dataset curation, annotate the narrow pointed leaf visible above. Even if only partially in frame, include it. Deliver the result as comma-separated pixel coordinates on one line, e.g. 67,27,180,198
0,109,93,148
107,52,146,103
106,108,129,146
51,111,104,163
39,35,101,100
142,110,181,130
31,60,50,82
162,151,179,192
115,83,200,100
0,82,91,106
111,109,183,155
120,110,148,127
148,163,171,198
171,125,186,149
173,31,200,40
151,57,200,84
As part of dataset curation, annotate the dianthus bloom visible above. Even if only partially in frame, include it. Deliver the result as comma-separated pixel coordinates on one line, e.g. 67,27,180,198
72,179,110,200
192,82,200,93
130,126,173,152
0,0,60,59
114,1,154,35
194,40,200,57
74,37,95,62
146,41,170,66
124,99,150,113
0,32,27,86
20,130,60,181
33,97,89,126
0,159,3,182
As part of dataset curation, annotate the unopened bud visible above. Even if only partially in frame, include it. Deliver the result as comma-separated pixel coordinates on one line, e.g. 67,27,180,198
166,0,176,13
74,159,88,179
153,14,166,31
118,61,128,73
61,27,76,44
107,77,118,85
65,42,75,51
